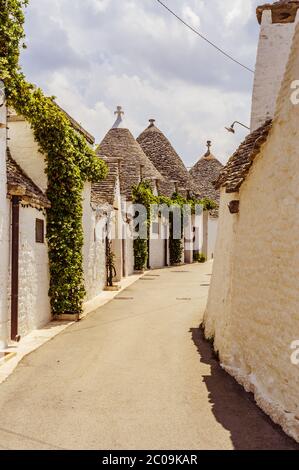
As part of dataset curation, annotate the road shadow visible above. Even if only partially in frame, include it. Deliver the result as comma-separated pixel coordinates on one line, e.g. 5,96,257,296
190,327,299,450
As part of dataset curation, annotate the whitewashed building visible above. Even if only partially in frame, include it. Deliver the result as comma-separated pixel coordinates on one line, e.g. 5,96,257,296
0,103,110,344
0,99,50,348
0,99,11,349
137,119,207,264
96,109,167,272
204,0,299,442
190,141,223,260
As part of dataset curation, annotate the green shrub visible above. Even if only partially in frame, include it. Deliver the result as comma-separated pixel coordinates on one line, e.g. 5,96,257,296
194,252,206,263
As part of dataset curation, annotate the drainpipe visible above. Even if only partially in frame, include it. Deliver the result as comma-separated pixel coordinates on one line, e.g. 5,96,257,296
11,195,21,342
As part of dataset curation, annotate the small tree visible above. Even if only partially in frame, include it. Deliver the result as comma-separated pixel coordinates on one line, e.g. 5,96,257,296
106,240,117,287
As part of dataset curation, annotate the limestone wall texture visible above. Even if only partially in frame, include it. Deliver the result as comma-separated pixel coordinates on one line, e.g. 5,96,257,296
207,216,218,261
82,183,106,301
250,10,298,131
0,105,9,349
125,232,134,276
149,238,165,269
203,190,239,363
205,22,299,442
17,207,51,336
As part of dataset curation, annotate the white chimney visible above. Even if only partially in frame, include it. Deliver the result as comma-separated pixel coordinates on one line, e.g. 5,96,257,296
251,2,299,131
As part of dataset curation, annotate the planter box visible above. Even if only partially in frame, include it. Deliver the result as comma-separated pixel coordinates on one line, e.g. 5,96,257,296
53,313,80,322
0,352,17,367
104,285,120,292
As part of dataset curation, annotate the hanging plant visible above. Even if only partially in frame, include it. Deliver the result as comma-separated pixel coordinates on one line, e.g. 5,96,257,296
1,0,108,315
132,180,157,271
132,183,217,268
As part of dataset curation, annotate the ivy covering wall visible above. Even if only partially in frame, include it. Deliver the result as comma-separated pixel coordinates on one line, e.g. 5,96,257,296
1,0,108,314
132,182,216,269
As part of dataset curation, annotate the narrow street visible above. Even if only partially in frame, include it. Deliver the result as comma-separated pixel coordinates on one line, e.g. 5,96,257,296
0,263,297,450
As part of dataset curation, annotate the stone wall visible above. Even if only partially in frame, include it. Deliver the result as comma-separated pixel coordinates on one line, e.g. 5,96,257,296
203,190,238,363
82,183,106,301
205,22,299,442
0,105,9,349
149,238,165,269
17,207,51,336
207,216,218,261
125,231,134,276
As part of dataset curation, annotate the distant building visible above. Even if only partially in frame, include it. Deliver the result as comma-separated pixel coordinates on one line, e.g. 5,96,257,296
0,102,108,346
96,108,168,271
137,119,195,198
190,141,223,260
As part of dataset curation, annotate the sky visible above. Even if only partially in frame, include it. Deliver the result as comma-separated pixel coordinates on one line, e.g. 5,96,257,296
20,0,262,166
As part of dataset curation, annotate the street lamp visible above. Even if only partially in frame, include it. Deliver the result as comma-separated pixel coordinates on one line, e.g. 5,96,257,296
225,121,250,134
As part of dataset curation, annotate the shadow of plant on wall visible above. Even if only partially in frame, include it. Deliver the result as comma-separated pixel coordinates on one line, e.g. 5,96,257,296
190,327,299,451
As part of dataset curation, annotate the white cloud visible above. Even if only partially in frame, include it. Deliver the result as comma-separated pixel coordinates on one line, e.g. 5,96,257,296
90,0,111,13
182,5,201,29
21,0,261,166
216,0,254,29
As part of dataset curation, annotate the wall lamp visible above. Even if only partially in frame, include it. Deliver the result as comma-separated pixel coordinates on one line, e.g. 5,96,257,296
225,121,250,134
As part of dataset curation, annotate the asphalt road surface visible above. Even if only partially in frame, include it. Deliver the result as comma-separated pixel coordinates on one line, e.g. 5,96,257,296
0,263,297,450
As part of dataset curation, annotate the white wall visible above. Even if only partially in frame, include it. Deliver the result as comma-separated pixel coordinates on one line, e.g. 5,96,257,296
250,10,298,131
205,22,299,442
207,216,218,260
14,208,51,337
0,104,9,349
124,222,134,276
82,183,106,301
149,239,165,269
204,190,239,363
8,117,47,192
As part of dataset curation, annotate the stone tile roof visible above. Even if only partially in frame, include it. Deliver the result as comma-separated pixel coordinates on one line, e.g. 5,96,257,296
137,120,196,198
190,144,223,218
215,120,272,193
6,148,50,208
96,128,163,201
91,158,119,206
257,0,299,24
190,144,223,203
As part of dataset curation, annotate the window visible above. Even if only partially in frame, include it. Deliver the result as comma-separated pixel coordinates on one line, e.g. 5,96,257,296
35,219,45,244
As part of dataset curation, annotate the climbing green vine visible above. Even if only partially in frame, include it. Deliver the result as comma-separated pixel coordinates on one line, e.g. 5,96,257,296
132,182,217,269
1,0,108,314
132,181,157,270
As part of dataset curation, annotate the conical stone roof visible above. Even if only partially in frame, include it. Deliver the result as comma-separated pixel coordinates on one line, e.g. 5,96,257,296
137,120,196,198
190,141,223,205
96,109,163,201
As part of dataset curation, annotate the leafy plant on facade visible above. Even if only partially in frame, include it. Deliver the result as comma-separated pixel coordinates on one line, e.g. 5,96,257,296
1,0,108,314
132,182,217,268
106,239,117,287
193,252,206,263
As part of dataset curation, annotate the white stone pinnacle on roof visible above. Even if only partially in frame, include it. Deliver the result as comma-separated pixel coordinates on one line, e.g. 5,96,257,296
112,106,124,129
204,140,212,158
